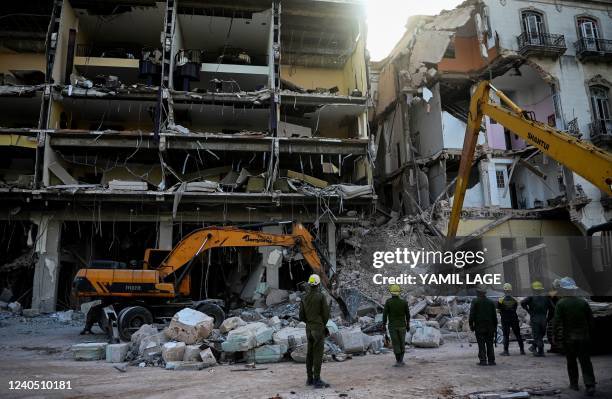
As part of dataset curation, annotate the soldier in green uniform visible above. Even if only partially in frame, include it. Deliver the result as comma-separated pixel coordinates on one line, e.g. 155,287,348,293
299,274,331,389
469,286,497,366
521,281,554,357
553,277,596,396
497,283,525,356
382,284,410,367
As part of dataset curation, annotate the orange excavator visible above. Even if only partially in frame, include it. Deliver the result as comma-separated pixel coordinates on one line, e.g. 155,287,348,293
73,223,339,340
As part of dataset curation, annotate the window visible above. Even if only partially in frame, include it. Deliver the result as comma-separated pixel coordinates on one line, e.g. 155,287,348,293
578,17,600,51
444,38,456,59
590,86,612,134
591,86,611,122
496,169,506,189
522,11,545,45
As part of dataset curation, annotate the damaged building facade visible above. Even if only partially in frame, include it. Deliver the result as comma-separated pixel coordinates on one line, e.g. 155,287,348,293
0,0,373,312
370,0,612,290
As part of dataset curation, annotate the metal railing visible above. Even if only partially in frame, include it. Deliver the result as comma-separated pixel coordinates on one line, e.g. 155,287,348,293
76,44,141,59
517,32,567,53
574,38,612,56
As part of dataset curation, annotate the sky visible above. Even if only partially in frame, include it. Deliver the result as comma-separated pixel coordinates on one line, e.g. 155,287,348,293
366,0,465,61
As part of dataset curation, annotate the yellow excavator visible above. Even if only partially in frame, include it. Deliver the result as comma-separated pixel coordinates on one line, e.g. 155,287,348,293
73,223,339,340
447,80,612,239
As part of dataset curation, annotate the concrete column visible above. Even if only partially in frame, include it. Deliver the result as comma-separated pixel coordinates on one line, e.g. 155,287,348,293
478,158,492,207
31,215,62,313
158,219,173,250
260,226,283,289
327,221,337,273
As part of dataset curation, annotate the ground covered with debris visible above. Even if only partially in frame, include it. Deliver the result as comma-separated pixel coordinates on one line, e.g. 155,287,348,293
1,309,612,399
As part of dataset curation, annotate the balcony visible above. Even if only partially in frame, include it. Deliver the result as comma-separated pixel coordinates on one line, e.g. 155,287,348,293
589,119,612,147
517,32,567,58
574,38,612,62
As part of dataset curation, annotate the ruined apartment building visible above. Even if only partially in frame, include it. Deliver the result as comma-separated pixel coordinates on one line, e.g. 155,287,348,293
0,0,372,312
369,0,611,289
371,0,611,230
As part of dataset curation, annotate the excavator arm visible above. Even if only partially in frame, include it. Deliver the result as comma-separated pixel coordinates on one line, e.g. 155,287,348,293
447,81,612,240
156,223,330,296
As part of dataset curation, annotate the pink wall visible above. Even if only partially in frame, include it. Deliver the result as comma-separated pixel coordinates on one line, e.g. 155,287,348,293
486,99,556,150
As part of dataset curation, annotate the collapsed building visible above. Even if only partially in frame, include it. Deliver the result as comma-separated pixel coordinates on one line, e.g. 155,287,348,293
0,0,373,313
369,0,612,293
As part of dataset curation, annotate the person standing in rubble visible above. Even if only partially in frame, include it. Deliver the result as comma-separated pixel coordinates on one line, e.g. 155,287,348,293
469,286,497,366
547,279,562,353
497,283,525,356
299,274,330,389
553,277,596,396
521,281,554,357
382,284,410,367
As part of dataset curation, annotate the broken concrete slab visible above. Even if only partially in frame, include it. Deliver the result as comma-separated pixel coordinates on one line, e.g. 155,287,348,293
139,333,168,360
199,348,217,367
166,308,214,344
411,325,441,348
272,327,307,351
265,288,289,306
336,327,366,353
72,343,107,361
219,316,247,334
285,170,328,188
162,342,186,362
106,343,130,363
183,345,202,361
108,180,148,191
266,316,282,331
131,324,158,349
222,322,274,352
245,344,284,364
165,361,206,371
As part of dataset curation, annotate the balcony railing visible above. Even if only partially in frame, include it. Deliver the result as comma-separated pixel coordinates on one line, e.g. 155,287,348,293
574,38,612,61
589,119,612,147
76,44,141,59
517,32,567,57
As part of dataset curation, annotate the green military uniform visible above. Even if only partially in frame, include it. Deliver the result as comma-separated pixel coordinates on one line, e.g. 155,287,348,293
497,294,525,354
299,285,330,383
521,295,554,356
553,296,596,391
470,295,498,365
382,295,410,363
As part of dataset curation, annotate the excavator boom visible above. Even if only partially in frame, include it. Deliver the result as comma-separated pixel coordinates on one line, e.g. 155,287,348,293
447,81,612,240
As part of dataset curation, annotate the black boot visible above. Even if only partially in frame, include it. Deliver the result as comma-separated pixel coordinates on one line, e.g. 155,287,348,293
306,377,313,386
586,385,595,397
314,378,330,389
397,353,405,366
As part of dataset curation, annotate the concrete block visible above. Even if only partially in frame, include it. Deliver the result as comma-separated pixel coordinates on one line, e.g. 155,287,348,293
165,361,206,371
131,324,158,349
336,328,365,353
72,343,107,361
106,343,130,363
166,308,214,344
8,301,22,314
183,345,202,361
267,316,282,331
162,342,186,362
273,327,307,350
139,333,168,360
245,344,284,364
363,334,385,352
219,316,246,334
22,308,40,318
326,320,339,335
290,345,307,363
265,288,289,306
222,322,273,352
199,348,217,367
411,326,441,348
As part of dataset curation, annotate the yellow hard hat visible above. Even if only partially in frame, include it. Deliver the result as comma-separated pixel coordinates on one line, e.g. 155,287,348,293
531,281,544,290
503,283,512,291
389,284,401,295
308,274,321,286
